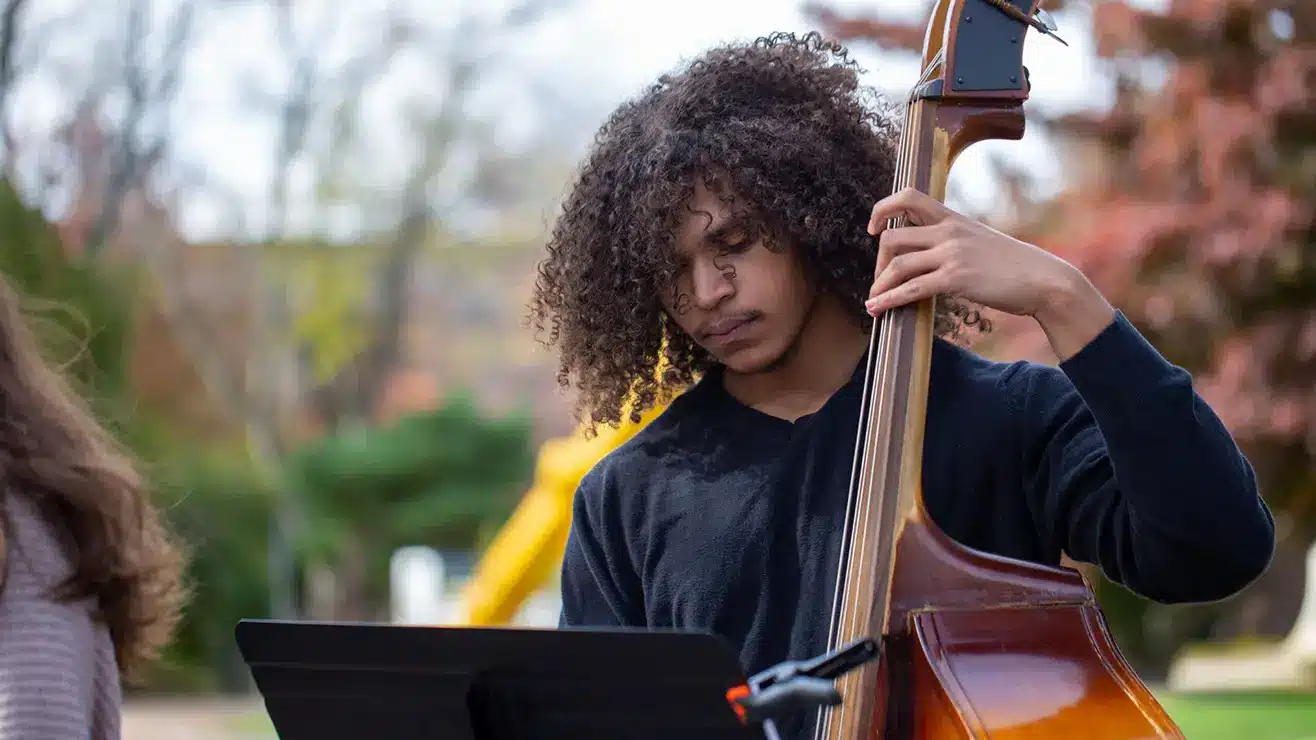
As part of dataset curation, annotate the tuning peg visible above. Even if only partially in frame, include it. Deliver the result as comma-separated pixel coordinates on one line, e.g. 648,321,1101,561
983,0,1070,47
1031,7,1070,46
1034,7,1058,32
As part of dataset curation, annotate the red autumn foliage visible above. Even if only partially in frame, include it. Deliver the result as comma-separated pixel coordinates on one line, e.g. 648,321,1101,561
817,1,1316,532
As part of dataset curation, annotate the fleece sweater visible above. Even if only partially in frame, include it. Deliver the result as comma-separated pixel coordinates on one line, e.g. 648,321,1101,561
559,312,1275,739
0,491,121,740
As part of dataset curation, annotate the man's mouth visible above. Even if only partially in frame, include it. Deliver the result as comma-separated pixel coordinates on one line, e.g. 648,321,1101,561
701,314,758,344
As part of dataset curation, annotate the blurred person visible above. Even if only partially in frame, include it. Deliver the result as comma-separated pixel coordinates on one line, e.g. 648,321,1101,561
0,272,186,739
531,32,1275,740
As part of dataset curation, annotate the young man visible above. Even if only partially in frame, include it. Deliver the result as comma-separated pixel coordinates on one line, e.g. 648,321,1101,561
530,31,1274,737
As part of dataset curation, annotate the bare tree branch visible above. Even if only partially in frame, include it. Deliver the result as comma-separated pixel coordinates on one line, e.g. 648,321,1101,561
0,0,30,179
305,0,573,427
135,235,267,432
83,0,198,257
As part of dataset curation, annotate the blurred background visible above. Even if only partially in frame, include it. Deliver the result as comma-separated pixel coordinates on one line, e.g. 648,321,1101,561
0,0,1312,737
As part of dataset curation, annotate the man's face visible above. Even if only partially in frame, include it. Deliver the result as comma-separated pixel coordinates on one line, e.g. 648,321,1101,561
661,179,814,374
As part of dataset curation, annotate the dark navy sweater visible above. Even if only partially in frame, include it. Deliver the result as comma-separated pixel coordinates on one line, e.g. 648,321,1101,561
558,313,1274,734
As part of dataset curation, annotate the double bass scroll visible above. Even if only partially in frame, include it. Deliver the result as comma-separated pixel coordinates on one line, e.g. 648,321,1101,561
815,2,1187,738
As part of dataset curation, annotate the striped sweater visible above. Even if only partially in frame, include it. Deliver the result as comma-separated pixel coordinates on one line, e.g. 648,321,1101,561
0,492,121,739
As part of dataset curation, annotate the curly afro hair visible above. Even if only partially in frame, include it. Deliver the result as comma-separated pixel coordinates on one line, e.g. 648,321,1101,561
529,31,988,430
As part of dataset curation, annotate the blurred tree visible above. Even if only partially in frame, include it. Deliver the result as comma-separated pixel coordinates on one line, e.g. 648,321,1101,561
0,178,274,693
0,0,31,173
285,392,534,620
285,243,372,384
34,0,576,621
812,1,1314,674
146,448,274,694
0,0,575,685
0,177,136,421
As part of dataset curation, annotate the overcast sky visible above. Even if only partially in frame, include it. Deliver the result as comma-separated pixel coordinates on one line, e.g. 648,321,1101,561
14,0,1114,242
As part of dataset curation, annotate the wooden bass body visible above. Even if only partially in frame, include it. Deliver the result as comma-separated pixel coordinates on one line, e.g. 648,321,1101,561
880,520,1182,738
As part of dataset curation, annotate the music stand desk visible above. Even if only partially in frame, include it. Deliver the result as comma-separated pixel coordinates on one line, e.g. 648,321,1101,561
235,619,760,740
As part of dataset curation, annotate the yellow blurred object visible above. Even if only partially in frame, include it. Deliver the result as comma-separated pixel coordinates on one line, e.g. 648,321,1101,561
454,400,671,625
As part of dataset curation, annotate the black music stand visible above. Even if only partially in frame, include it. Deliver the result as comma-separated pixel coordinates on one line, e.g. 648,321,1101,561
235,619,762,740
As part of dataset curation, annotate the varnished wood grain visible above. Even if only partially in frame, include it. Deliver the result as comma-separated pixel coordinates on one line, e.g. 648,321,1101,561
907,605,1181,738
875,519,1185,738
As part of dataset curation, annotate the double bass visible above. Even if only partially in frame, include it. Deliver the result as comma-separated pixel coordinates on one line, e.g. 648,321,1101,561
737,2,1190,739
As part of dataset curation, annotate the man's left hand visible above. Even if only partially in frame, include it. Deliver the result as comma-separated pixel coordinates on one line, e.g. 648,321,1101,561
863,187,1116,360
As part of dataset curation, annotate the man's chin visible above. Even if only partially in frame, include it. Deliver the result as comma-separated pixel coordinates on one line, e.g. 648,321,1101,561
716,343,786,376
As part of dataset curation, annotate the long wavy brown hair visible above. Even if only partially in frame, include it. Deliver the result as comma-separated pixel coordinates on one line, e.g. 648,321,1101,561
0,272,186,682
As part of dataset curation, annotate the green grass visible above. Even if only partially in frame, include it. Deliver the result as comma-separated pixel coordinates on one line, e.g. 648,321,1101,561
226,709,276,738
1159,691,1316,739
229,692,1316,739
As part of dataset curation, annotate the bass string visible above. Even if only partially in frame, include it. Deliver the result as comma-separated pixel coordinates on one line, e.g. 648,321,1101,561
819,94,924,739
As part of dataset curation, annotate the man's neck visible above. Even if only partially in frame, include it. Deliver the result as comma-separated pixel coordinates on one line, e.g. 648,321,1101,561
722,293,869,421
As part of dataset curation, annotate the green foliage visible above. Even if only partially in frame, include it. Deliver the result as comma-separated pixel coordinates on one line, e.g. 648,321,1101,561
0,180,138,421
286,392,535,613
145,449,274,693
0,177,536,688
0,181,274,693
279,244,373,383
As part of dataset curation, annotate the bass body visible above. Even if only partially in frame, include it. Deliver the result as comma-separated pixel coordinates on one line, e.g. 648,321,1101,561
814,3,1187,738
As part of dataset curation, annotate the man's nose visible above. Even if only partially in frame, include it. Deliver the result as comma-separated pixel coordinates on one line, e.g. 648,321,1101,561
690,260,735,310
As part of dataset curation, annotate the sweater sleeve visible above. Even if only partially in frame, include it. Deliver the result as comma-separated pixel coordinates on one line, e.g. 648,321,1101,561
558,465,646,627
0,499,100,740
1012,311,1275,604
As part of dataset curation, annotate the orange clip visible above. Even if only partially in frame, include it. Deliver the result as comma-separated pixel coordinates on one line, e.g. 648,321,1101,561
725,684,751,724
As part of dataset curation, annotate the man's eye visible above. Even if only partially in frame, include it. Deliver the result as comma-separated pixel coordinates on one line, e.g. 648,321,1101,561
717,236,749,253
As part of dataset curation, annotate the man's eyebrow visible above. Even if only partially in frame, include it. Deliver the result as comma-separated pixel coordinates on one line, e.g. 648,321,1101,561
703,215,748,244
